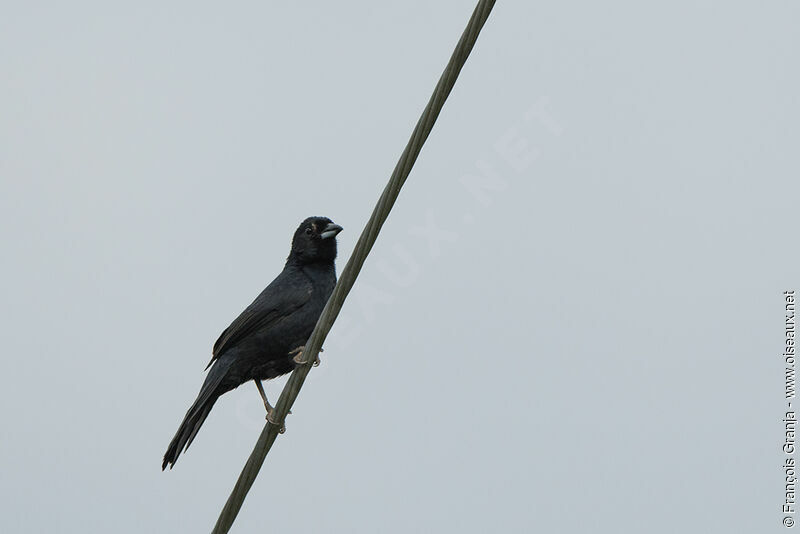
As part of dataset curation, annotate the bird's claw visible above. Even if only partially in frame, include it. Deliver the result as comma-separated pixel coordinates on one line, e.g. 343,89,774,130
266,409,286,434
290,345,322,366
265,403,291,415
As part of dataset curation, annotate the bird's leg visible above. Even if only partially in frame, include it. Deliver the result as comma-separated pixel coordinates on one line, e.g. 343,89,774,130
254,380,274,413
254,380,287,433
253,379,292,434
290,345,322,366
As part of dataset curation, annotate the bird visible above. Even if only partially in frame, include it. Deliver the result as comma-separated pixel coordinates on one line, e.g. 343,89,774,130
162,216,343,470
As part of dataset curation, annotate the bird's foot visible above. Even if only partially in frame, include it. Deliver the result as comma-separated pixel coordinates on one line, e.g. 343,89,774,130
290,345,322,366
262,400,291,415
255,380,289,414
266,409,286,434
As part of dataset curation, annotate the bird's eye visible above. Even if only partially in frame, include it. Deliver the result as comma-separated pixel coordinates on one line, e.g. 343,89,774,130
305,227,313,235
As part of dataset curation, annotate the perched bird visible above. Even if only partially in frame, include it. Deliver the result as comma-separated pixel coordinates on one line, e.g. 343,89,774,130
162,216,343,470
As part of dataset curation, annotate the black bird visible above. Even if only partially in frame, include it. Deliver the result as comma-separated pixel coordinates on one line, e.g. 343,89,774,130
162,216,343,470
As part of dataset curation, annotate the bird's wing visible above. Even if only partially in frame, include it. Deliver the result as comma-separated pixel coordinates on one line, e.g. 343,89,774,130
205,273,312,369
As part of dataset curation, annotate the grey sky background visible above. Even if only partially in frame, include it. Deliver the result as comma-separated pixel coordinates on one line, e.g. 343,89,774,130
1,1,798,532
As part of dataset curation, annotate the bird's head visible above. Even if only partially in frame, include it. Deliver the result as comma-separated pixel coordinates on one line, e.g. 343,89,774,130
288,216,343,265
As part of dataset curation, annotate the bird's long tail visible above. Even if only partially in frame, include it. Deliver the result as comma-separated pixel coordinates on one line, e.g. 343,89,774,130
162,358,233,470
162,396,218,470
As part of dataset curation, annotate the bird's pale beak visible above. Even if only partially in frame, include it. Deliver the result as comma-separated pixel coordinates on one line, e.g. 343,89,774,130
320,223,343,239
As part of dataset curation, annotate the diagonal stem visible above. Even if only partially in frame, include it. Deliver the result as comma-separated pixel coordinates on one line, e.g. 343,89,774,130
211,2,497,532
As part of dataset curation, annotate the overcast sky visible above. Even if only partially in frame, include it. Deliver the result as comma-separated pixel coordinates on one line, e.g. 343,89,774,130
1,1,798,533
